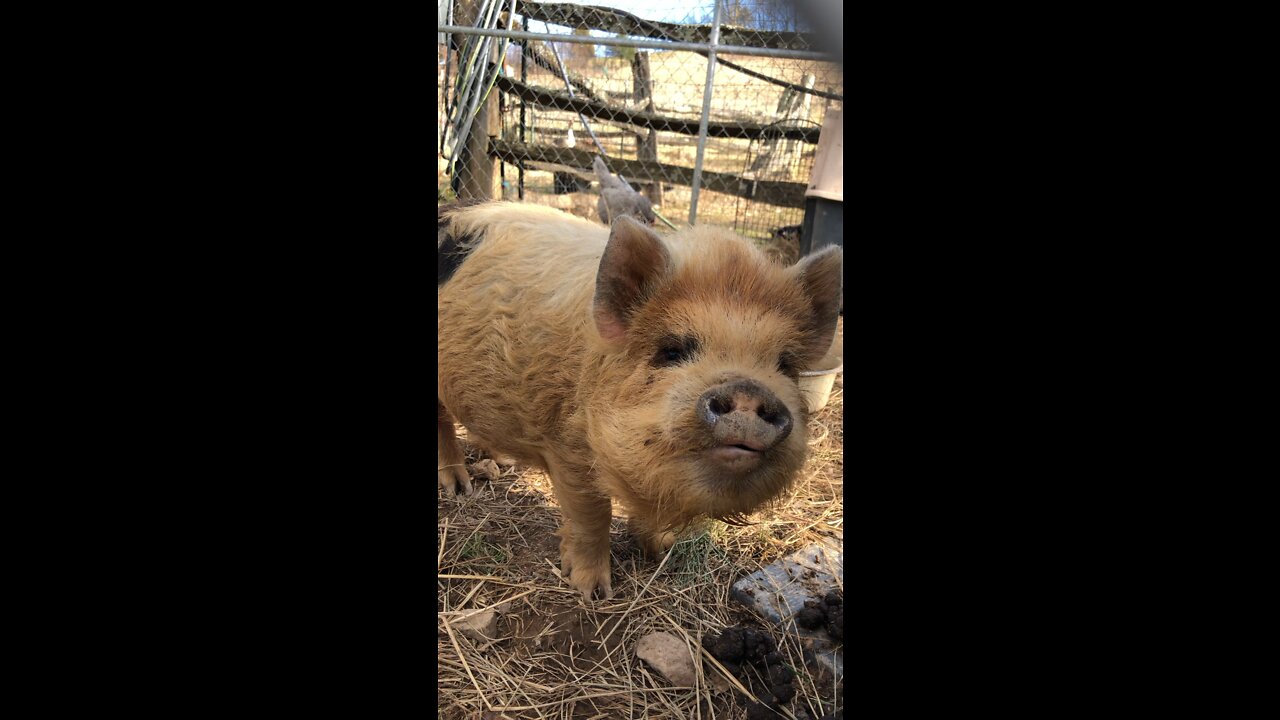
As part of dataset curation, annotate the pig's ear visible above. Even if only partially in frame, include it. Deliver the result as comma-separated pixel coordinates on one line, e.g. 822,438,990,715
790,246,843,365
593,216,672,343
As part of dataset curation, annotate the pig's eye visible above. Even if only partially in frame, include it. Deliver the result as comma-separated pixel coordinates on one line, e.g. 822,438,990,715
653,336,697,367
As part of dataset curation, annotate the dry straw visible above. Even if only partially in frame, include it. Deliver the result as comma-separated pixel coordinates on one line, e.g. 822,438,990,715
437,319,844,720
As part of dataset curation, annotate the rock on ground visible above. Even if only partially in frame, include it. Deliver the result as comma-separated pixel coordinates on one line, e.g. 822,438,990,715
635,631,697,687
454,610,498,641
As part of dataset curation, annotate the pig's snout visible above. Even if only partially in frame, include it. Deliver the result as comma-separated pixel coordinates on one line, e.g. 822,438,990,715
698,379,793,471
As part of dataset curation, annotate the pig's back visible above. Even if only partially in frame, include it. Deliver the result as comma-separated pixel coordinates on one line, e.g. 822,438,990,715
437,203,607,460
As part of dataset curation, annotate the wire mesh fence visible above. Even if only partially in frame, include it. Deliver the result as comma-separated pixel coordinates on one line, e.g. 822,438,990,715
438,0,842,249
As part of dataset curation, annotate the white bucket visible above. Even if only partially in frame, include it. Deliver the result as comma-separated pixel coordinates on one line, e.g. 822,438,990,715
798,360,843,413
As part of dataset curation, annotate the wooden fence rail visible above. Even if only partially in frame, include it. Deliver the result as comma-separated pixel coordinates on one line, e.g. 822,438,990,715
488,139,809,207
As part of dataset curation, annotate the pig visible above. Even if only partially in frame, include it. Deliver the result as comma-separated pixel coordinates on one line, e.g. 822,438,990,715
593,155,656,226
437,201,842,599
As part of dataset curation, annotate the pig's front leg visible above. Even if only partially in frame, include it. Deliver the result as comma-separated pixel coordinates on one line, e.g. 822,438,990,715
545,456,614,599
627,515,677,558
437,401,473,496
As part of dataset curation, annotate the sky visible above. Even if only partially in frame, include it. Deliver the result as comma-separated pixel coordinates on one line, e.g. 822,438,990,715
595,0,716,23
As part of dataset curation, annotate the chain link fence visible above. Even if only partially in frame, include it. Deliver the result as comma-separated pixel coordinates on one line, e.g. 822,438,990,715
438,0,842,253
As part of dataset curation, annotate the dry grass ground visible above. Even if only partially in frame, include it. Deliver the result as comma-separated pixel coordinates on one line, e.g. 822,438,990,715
437,318,844,720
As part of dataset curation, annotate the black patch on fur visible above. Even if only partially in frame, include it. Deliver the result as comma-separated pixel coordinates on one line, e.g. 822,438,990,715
438,201,489,286
438,231,476,286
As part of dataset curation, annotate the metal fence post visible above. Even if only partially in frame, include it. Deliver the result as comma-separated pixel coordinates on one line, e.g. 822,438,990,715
518,12,527,200
688,0,723,226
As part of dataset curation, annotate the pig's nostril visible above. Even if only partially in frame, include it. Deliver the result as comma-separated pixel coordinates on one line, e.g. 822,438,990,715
762,405,793,437
708,396,732,417
699,392,733,426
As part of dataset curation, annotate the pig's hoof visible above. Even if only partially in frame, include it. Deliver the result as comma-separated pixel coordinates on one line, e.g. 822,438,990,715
568,565,613,600
438,465,473,496
561,551,613,599
640,531,677,557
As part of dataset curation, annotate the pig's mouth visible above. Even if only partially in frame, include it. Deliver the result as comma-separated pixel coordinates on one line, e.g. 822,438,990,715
706,440,766,471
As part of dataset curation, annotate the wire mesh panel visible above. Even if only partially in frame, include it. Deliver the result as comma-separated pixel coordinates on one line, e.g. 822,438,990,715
438,0,842,248
729,117,820,267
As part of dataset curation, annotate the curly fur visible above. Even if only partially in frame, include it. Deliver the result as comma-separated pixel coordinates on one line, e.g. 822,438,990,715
437,201,842,598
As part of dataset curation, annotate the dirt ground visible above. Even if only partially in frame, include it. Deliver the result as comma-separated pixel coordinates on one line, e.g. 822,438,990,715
438,318,844,720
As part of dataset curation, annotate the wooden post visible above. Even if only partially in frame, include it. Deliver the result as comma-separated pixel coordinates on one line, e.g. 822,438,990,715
780,73,816,170
632,51,662,206
452,0,500,201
